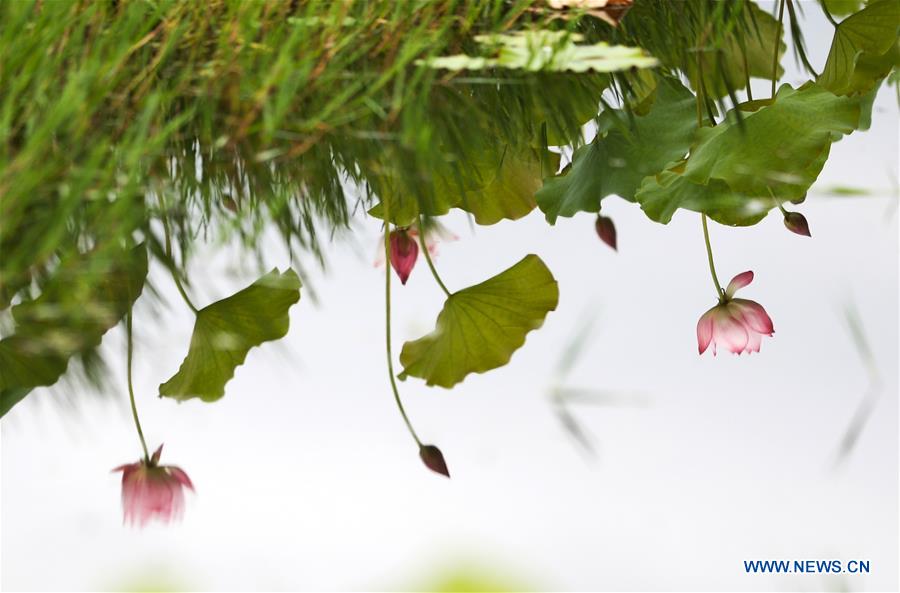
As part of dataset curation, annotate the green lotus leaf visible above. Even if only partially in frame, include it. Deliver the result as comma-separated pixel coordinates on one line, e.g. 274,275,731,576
456,145,560,225
371,142,558,227
819,0,900,96
398,254,558,388
681,83,860,201
636,144,832,226
0,244,148,417
159,268,301,402
536,77,697,224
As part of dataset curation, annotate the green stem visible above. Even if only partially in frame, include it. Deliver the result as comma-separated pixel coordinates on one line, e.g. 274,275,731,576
771,0,786,99
384,214,422,447
741,43,754,101
417,215,451,298
170,266,199,314
701,214,724,301
158,195,199,314
126,306,150,462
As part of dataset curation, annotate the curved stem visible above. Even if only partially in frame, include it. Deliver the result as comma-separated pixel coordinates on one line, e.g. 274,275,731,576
126,306,150,462
383,214,422,447
170,267,199,315
701,214,724,301
771,0,786,99
417,214,451,298
158,195,199,314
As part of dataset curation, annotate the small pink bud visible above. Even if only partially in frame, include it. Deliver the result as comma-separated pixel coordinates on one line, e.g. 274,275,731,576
419,444,450,478
595,215,617,251
783,211,811,237
389,229,419,285
112,444,194,527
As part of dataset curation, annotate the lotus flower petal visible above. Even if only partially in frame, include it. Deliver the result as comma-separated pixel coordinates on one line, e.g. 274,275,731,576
724,270,754,298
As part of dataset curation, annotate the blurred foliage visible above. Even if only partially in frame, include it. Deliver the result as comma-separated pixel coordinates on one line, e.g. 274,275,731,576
1,0,898,415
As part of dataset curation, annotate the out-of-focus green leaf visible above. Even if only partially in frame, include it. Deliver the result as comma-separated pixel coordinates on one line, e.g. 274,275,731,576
823,0,864,18
421,31,658,73
456,145,560,225
371,141,559,227
398,255,558,388
680,83,860,200
819,0,900,96
368,179,459,227
636,82,869,225
636,163,763,226
158,268,301,402
0,244,148,417
536,77,696,224
685,1,785,98
637,141,832,226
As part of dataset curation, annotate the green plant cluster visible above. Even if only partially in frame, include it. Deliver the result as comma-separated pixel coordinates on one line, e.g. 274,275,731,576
1,0,898,418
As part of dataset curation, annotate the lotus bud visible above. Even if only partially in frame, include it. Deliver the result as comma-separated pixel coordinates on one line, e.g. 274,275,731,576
419,444,450,478
595,214,617,251
783,210,811,237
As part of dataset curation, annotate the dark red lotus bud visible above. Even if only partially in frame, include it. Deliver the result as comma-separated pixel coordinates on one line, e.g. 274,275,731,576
783,211,811,237
595,214,617,250
419,444,450,478
389,229,419,284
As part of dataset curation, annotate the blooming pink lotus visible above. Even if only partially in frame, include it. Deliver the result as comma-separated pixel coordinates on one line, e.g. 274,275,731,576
697,271,774,355
112,444,193,527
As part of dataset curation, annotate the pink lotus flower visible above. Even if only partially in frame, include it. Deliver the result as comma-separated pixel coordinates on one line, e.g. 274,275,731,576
697,271,774,355
112,444,193,527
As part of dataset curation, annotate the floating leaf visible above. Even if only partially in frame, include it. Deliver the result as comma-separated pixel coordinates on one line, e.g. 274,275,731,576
420,31,658,73
398,255,558,388
536,77,696,223
159,269,301,402
819,0,900,96
0,244,148,417
367,176,459,227
635,163,767,226
371,142,558,226
456,145,560,225
636,144,832,226
680,83,860,201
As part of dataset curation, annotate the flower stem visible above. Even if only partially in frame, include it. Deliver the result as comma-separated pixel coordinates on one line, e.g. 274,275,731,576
418,214,451,298
383,213,422,447
701,214,724,300
126,306,150,462
158,195,199,314
771,0,786,99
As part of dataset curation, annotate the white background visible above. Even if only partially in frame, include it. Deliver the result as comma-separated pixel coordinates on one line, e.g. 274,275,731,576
2,6,898,592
